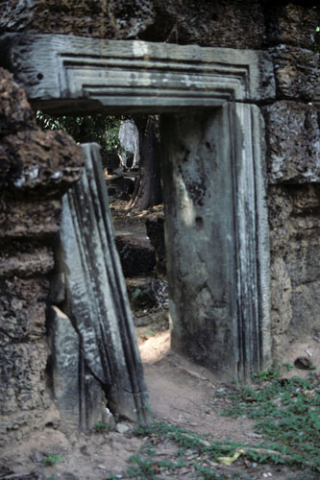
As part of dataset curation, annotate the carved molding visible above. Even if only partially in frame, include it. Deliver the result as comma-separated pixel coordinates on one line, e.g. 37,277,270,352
0,34,276,114
0,33,273,380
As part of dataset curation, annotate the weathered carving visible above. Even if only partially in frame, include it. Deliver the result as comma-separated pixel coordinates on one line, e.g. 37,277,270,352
1,34,274,382
56,143,150,426
0,34,275,115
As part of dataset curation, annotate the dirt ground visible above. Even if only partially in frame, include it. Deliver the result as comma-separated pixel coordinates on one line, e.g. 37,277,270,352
1,317,319,480
1,202,319,480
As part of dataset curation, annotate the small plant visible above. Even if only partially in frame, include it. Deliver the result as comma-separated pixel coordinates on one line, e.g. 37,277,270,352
93,421,110,433
43,454,62,467
283,363,294,371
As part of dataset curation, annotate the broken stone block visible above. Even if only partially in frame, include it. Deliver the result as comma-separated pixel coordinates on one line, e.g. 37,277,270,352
264,101,320,184
49,306,106,432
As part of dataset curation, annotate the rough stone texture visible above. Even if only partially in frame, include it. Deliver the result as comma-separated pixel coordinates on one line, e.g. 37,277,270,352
2,130,84,195
142,0,266,49
0,242,54,277
264,101,320,184
0,0,155,39
270,45,319,100
268,185,320,358
0,1,317,51
264,3,319,48
0,199,62,239
0,68,36,136
0,276,60,447
0,68,85,447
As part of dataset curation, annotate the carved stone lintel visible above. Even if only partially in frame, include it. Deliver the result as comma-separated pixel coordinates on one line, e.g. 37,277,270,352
0,34,276,115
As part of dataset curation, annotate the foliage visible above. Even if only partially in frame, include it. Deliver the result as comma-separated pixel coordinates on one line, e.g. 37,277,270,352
36,111,122,151
222,370,320,471
43,454,62,467
93,421,110,433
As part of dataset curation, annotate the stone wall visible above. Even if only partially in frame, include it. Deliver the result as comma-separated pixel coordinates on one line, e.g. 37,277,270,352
0,0,320,444
0,68,84,447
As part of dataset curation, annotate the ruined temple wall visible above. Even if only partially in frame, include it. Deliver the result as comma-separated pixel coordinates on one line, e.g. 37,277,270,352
0,68,84,447
0,0,319,444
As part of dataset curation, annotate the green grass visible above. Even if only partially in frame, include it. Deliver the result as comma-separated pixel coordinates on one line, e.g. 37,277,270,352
222,370,320,471
43,454,62,467
109,369,320,479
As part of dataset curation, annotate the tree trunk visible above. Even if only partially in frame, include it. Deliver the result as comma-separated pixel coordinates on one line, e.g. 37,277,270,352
126,115,162,212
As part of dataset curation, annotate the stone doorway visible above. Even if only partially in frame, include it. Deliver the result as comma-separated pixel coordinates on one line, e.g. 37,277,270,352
2,33,275,383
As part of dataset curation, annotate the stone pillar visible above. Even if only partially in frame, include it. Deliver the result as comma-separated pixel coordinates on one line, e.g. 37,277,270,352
161,105,271,381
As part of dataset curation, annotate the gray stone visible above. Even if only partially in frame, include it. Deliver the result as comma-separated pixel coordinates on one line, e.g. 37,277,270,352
58,143,151,425
0,34,275,115
264,102,320,184
161,105,271,381
49,306,105,432
116,422,131,434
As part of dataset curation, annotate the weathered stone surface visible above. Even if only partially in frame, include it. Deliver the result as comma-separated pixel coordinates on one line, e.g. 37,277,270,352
268,185,320,356
264,102,320,184
2,130,84,195
57,143,151,424
264,3,319,48
0,0,155,39
143,0,266,48
0,277,49,345
0,404,60,449
270,45,319,100
271,257,292,335
0,34,275,116
0,342,50,414
49,306,105,432
0,199,62,239
0,242,54,277
0,68,36,137
161,105,271,381
1,1,317,51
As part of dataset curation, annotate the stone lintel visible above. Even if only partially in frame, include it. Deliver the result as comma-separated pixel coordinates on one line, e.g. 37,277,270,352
0,33,276,115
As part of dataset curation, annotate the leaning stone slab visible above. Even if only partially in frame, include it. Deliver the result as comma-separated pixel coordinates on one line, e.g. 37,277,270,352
0,33,275,115
58,143,150,425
